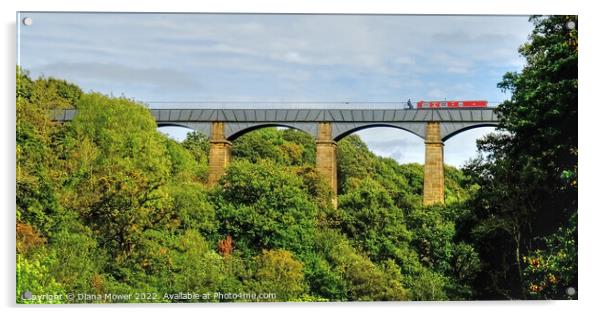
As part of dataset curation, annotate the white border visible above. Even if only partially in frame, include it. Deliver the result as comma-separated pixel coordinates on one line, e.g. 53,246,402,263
2,1,599,316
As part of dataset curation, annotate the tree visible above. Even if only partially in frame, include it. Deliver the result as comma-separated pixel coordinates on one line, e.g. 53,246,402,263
133,229,225,301
337,178,413,265
522,213,577,299
406,205,480,299
463,15,577,299
231,128,287,164
211,159,319,255
180,131,210,181
16,68,81,234
250,249,307,301
60,93,174,261
314,229,409,301
165,138,207,182
336,135,375,193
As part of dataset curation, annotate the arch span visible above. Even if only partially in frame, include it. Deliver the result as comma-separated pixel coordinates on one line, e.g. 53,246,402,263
441,123,500,142
226,122,316,141
157,122,212,137
332,122,426,141
157,124,198,142
157,122,195,129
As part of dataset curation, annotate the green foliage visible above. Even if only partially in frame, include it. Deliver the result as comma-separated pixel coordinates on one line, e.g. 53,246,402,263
336,135,375,192
249,249,307,301
337,178,413,266
17,253,67,304
16,75,227,302
408,206,457,272
167,183,217,237
61,93,173,260
302,253,347,300
404,268,448,301
212,159,319,255
462,15,578,299
314,229,409,301
444,165,472,204
231,127,318,167
282,128,317,164
406,205,480,299
180,131,210,180
523,213,577,299
16,68,74,233
333,133,474,300
165,138,207,182
131,229,225,301
46,223,108,294
229,128,334,208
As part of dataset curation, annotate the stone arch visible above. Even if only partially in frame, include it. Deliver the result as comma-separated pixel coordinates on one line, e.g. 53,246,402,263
441,123,500,142
156,122,212,137
225,122,316,141
157,122,195,129
332,122,426,141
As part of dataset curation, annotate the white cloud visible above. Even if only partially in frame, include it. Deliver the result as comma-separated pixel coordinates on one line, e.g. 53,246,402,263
31,62,201,94
393,56,416,66
426,88,447,99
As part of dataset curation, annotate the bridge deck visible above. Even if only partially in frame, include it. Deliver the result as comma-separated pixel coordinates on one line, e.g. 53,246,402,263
51,107,499,141
52,108,498,123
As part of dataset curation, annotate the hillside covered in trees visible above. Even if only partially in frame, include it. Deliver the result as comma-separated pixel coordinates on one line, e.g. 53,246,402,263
16,15,577,303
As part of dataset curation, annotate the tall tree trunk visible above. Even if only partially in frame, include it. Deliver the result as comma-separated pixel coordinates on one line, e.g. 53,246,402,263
513,223,525,299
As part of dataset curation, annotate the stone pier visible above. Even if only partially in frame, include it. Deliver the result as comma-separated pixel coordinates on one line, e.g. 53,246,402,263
207,122,232,186
315,122,338,207
423,122,445,205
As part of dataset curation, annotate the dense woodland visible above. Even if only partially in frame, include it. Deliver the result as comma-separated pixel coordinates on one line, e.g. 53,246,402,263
16,16,577,302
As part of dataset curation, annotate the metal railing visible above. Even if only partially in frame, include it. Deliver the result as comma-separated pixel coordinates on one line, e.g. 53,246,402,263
143,101,502,110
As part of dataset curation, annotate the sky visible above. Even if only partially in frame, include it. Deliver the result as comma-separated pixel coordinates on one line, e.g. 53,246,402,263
17,12,533,167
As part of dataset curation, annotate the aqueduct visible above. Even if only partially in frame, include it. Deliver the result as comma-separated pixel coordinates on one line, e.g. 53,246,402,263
53,104,500,207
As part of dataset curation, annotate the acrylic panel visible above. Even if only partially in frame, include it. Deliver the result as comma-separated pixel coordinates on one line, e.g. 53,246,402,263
16,12,578,303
